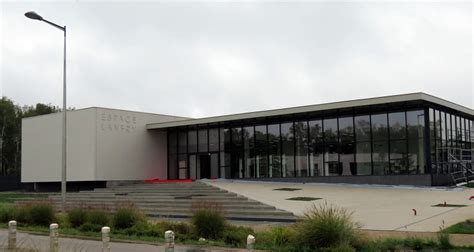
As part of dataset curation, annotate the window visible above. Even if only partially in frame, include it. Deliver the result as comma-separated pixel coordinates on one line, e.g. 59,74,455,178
198,129,208,152
255,125,268,178
268,124,281,177
169,131,177,154
209,128,219,152
281,122,294,177
355,115,371,175
178,131,187,153
188,130,197,153
220,128,231,179
407,110,425,174
389,112,407,174
339,117,354,176
295,121,308,177
243,126,255,178
230,127,243,178
309,120,323,176
371,113,389,175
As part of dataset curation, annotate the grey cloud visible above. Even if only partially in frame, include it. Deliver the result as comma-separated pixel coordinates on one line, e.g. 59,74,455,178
1,1,472,118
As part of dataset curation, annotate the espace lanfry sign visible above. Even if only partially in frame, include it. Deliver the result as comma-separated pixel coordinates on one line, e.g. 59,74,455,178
100,112,137,133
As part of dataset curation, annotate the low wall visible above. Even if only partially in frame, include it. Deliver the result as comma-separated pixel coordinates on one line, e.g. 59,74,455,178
31,181,107,192
0,176,24,191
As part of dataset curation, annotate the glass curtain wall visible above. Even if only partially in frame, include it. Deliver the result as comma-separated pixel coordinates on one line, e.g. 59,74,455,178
429,108,473,174
167,108,440,179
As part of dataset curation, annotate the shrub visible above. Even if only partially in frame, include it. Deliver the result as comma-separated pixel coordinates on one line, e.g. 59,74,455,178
158,221,195,241
88,210,109,227
222,225,253,247
295,202,359,249
191,207,226,240
268,226,295,247
0,204,15,223
325,244,356,252
113,207,143,230
28,204,54,226
78,222,102,232
55,212,70,228
403,237,424,250
14,205,31,224
437,231,452,249
68,208,88,228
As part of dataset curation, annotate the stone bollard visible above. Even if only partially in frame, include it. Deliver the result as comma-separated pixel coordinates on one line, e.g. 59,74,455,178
8,220,17,250
101,226,111,252
164,230,175,252
247,234,255,251
49,223,59,252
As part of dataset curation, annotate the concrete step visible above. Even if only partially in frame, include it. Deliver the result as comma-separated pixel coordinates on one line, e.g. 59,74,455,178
139,208,292,216
106,184,213,189
16,201,287,216
78,191,233,195
16,182,297,223
144,212,297,223
48,195,250,201
92,188,223,193
43,198,267,206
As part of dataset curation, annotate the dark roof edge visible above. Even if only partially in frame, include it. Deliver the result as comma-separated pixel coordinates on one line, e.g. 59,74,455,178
146,92,473,129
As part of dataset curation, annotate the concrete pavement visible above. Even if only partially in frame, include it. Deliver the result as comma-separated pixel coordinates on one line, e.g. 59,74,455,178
203,180,474,232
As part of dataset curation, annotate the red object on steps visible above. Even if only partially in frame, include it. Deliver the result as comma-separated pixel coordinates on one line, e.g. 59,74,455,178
469,196,474,200
144,179,193,183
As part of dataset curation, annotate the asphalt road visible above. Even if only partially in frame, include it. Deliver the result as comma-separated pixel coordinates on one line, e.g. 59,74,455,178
0,230,248,252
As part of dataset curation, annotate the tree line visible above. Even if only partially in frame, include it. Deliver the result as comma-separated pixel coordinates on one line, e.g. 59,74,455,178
0,96,60,176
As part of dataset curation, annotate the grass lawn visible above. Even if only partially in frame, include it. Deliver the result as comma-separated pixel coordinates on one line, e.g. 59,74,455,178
444,220,474,234
0,192,50,204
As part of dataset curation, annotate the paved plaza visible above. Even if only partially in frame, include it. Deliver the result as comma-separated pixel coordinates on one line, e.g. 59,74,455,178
204,180,474,232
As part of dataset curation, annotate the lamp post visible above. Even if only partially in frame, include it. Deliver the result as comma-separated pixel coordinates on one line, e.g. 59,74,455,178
25,11,67,212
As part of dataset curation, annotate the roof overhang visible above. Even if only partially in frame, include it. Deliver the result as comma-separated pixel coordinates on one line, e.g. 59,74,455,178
146,92,473,130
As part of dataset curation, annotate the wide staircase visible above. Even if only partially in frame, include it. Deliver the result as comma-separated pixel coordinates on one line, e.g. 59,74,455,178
17,181,296,223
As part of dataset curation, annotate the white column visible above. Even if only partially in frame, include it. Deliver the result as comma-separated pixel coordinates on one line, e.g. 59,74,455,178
49,223,59,252
8,220,16,250
101,226,110,252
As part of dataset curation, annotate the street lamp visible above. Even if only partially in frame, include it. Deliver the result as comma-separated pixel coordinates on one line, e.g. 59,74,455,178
25,11,67,212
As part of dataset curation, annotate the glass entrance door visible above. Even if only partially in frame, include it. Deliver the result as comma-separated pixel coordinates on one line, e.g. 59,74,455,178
193,153,219,179
199,154,211,179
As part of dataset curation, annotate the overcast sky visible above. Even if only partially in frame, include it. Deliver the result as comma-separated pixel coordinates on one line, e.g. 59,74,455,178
1,1,472,118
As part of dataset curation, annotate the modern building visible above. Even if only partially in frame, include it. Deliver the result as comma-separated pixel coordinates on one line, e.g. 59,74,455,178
22,93,473,188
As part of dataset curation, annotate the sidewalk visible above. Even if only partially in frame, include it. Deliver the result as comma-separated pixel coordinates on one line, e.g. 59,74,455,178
0,230,249,252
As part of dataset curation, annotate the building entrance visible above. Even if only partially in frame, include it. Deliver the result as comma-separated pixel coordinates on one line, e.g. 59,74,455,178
199,154,211,179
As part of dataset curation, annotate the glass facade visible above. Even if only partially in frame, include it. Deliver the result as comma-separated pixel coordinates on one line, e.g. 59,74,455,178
167,105,473,180
429,108,473,174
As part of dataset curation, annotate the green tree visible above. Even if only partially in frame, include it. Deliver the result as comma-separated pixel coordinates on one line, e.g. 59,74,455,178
0,97,60,176
0,97,22,175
